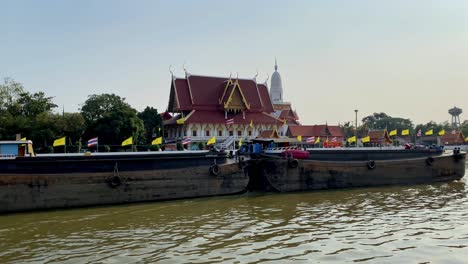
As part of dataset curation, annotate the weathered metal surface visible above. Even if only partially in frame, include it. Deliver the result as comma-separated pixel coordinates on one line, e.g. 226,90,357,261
0,154,249,213
256,152,466,192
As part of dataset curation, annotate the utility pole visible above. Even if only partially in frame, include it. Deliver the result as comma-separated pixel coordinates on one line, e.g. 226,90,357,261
354,109,358,147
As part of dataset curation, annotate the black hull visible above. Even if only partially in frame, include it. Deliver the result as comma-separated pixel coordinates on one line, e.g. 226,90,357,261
251,152,466,192
266,148,444,161
0,152,249,214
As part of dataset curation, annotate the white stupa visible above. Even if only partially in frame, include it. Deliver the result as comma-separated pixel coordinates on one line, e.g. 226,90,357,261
270,58,283,104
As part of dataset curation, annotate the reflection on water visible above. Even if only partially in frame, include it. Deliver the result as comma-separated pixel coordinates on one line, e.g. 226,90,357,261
1,168,468,263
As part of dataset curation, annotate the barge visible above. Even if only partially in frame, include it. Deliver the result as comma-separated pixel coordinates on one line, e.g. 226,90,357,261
0,140,248,213
248,146,466,192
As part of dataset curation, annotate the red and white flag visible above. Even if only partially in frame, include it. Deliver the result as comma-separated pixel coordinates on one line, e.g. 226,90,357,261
416,129,422,137
331,137,337,142
226,118,234,125
451,130,457,135
306,136,315,143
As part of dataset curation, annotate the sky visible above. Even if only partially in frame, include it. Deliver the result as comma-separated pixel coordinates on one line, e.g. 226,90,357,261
2,0,468,126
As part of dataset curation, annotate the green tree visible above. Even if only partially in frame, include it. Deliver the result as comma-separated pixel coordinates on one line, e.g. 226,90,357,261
80,94,144,150
137,106,163,144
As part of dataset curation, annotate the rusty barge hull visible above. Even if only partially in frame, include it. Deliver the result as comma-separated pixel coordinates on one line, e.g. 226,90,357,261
0,152,248,213
251,152,466,192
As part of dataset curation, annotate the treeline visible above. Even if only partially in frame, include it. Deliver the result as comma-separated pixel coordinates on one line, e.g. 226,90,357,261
0,78,163,153
2,78,467,153
340,112,468,139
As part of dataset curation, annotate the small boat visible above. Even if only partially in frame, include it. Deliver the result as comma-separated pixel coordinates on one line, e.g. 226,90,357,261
0,140,249,213
247,141,466,192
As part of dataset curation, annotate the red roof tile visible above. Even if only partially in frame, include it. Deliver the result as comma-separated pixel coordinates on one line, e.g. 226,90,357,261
441,131,466,144
164,110,283,126
168,74,274,113
287,125,344,138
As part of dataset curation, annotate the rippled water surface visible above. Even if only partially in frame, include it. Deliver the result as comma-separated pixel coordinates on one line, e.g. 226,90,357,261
1,167,468,263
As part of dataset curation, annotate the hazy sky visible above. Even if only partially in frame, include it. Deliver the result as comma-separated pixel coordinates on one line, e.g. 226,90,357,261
2,0,468,126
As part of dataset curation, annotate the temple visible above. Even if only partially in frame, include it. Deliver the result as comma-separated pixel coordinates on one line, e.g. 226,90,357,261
164,70,283,149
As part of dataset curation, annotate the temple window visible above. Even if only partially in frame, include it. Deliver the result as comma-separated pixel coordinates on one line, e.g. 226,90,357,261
192,130,197,137
205,130,210,137
229,131,234,136
237,130,242,137
248,131,252,136
218,130,223,137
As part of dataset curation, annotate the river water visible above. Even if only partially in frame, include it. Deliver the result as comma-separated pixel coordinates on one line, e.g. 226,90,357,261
1,167,468,263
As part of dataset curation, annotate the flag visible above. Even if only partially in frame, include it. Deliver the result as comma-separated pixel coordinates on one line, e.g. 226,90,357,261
416,129,422,137
347,136,356,143
249,120,253,128
452,130,457,135
226,118,234,125
20,137,27,140
53,136,66,147
438,129,445,136
176,117,185,124
152,137,162,145
331,137,337,142
465,136,468,142
297,135,302,142
361,136,370,143
401,129,409,136
121,137,133,146
158,127,161,132
306,136,315,143
389,129,397,136
238,138,242,147
207,136,216,145
425,129,433,136
182,137,191,145
87,137,98,147
315,137,320,144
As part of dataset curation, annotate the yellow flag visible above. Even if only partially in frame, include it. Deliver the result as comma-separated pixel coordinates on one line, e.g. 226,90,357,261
152,137,162,145
238,138,242,147
21,137,27,140
438,129,445,136
249,120,253,128
176,118,185,124
297,135,302,142
347,136,356,143
207,136,216,145
465,137,468,142
389,129,397,136
425,129,433,136
158,127,161,132
315,137,320,144
121,137,133,146
53,136,66,147
401,129,409,136
361,136,370,143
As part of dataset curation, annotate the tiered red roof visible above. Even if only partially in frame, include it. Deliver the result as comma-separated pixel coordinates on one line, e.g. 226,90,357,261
367,130,393,144
441,131,466,145
166,74,282,126
287,125,344,140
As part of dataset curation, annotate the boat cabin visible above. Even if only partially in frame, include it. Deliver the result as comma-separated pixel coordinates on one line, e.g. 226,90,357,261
0,140,35,158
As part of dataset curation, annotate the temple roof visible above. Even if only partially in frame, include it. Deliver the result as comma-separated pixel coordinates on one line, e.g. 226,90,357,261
441,131,466,144
168,74,274,113
164,110,283,126
367,129,393,144
287,125,344,138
